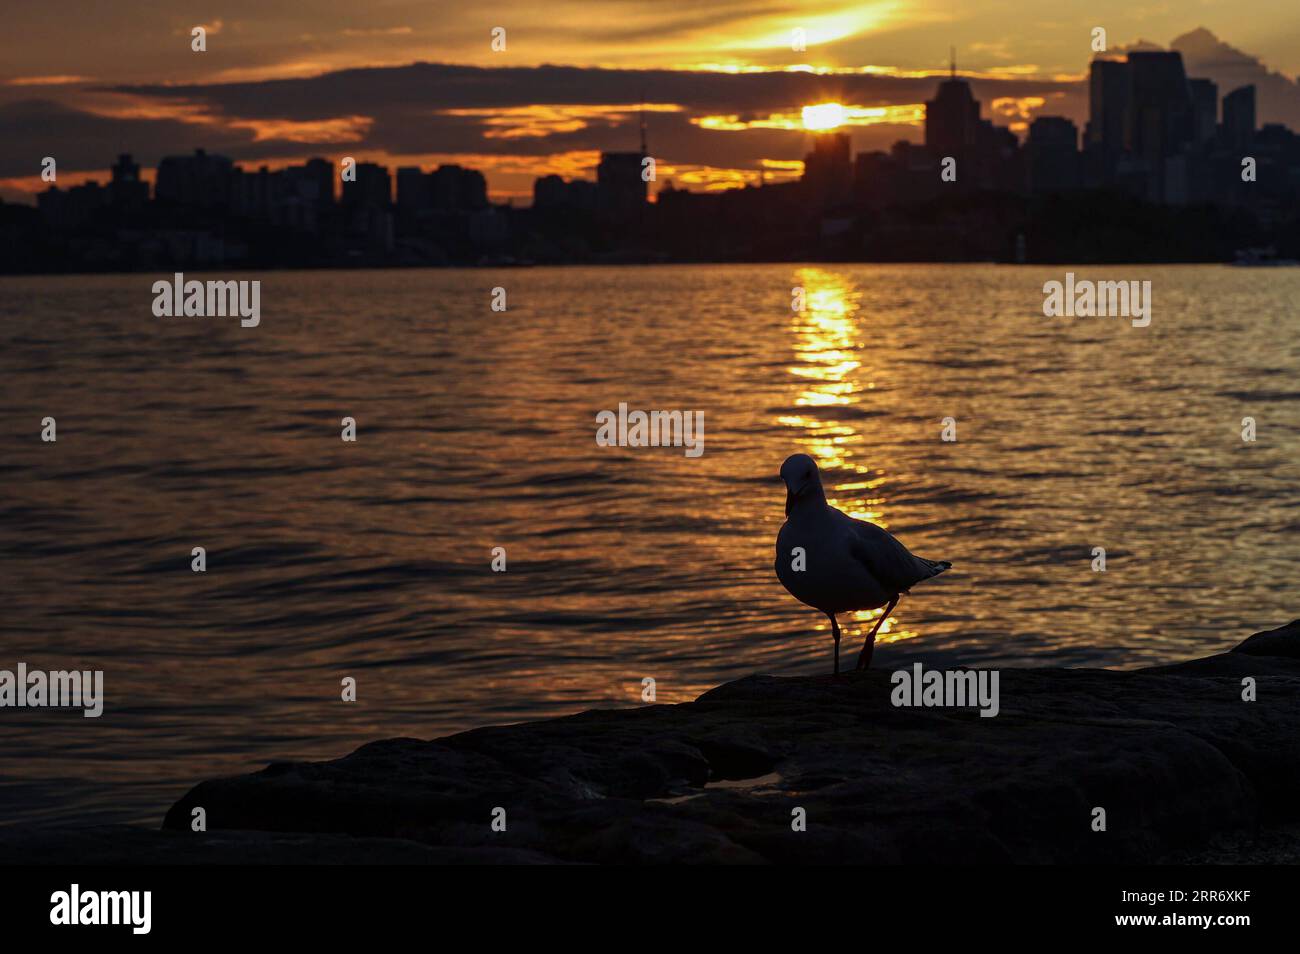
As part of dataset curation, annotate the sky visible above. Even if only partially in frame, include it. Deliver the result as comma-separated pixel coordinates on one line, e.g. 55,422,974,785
2,0,1299,204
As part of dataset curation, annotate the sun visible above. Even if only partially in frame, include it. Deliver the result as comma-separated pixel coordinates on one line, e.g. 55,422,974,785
802,102,846,131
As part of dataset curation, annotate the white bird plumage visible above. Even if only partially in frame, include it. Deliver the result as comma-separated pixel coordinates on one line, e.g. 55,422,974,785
775,453,951,673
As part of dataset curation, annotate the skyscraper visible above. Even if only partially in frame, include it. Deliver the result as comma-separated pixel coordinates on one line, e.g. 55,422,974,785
1188,78,1218,146
341,162,391,208
396,166,431,227
1223,85,1256,149
1124,51,1194,202
596,152,647,223
1026,118,1080,193
802,132,852,205
154,149,234,210
429,165,488,212
108,153,149,212
1086,58,1130,157
925,71,981,160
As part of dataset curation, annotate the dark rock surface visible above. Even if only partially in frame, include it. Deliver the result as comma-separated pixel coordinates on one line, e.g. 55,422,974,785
4,622,1299,865
1231,619,1300,659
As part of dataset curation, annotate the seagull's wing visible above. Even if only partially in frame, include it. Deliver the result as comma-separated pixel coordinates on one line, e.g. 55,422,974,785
846,517,950,595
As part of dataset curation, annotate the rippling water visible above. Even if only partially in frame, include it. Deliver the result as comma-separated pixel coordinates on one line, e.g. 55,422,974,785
2,264,1298,827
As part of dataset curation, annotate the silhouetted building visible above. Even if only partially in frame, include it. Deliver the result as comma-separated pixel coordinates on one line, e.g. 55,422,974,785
37,182,107,231
155,149,233,210
925,73,981,161
533,175,596,212
1124,52,1195,202
395,166,431,229
301,158,334,211
1188,78,1218,145
802,132,852,206
108,154,149,213
341,162,391,209
1026,117,1080,193
596,152,646,224
533,174,569,210
1223,85,1256,150
1087,59,1129,156
1084,59,1129,186
429,165,488,212
229,159,331,230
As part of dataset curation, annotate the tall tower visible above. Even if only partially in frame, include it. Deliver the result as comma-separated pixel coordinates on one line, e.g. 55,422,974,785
1222,85,1255,149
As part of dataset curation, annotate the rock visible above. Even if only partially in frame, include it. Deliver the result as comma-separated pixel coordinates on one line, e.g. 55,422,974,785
5,620,1300,865
1232,619,1300,658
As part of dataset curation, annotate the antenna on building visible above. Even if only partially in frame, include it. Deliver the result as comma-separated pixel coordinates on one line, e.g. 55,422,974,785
950,47,956,78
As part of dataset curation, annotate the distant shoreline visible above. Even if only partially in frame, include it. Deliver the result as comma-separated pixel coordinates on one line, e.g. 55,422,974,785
0,257,1260,279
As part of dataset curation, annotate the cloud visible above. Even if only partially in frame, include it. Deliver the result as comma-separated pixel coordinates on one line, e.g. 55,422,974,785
5,75,94,87
1172,27,1300,127
340,27,414,37
1110,27,1300,127
0,59,1078,196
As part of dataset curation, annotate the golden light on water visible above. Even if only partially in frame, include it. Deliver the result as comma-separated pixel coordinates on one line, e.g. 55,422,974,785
781,268,912,646
801,102,846,130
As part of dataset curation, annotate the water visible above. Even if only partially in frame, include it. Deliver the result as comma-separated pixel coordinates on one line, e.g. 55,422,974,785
2,264,1298,828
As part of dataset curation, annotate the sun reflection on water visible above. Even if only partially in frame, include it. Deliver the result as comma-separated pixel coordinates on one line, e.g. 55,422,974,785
780,268,913,645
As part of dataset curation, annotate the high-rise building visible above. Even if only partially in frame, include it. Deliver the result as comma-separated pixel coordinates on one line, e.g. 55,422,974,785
1086,59,1129,155
533,174,596,212
301,158,335,211
1083,59,1130,187
37,181,107,231
108,153,149,212
341,162,391,208
155,149,234,209
925,73,981,160
429,165,488,212
801,132,852,205
1125,52,1194,155
396,167,431,225
1188,78,1218,145
533,174,568,209
1223,85,1256,149
1026,117,1080,193
1124,52,1194,201
596,152,647,223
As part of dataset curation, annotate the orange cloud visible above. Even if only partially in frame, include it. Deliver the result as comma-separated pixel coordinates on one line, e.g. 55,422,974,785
229,115,373,144
442,104,681,140
5,75,92,86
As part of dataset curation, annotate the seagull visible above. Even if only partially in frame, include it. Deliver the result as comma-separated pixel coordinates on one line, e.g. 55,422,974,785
775,453,951,673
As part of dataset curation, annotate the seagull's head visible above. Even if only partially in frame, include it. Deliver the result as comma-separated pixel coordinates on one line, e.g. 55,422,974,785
780,453,823,515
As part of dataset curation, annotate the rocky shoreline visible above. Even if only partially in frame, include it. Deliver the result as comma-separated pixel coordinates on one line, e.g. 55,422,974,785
5,621,1300,864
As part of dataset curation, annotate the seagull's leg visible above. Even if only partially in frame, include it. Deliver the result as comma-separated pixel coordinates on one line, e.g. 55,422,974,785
856,596,898,670
828,613,841,675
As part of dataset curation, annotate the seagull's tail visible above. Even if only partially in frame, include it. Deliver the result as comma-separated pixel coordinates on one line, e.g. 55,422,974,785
922,559,952,579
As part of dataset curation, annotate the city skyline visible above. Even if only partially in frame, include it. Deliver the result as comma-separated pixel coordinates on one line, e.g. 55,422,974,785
6,40,1297,274
3,14,1300,205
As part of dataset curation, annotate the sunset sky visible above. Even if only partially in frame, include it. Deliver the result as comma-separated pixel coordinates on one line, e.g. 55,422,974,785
3,1,1299,203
